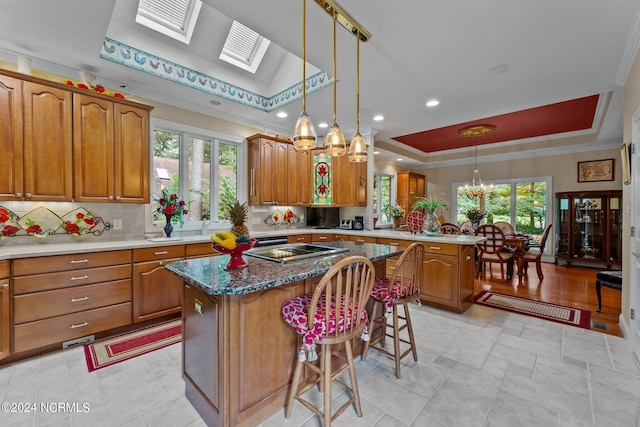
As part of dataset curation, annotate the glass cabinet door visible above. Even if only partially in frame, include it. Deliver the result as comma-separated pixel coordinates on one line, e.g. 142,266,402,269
609,197,622,263
573,197,604,261
556,196,570,257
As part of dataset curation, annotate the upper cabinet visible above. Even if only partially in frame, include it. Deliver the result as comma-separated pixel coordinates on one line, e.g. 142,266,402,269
332,153,367,207
248,135,288,206
287,144,311,206
74,94,150,203
0,69,152,203
0,74,73,201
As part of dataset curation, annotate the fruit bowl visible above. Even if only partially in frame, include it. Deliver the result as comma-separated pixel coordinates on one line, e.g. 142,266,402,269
212,238,257,270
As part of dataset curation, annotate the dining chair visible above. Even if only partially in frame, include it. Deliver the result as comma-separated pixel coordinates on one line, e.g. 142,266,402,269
523,223,552,280
362,242,424,378
493,221,515,235
460,221,473,234
475,224,514,280
440,222,461,235
281,256,375,427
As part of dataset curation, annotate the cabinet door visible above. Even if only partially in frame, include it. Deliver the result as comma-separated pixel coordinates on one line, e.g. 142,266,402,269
288,234,311,243
0,74,23,201
133,260,182,323
248,138,261,205
258,138,277,204
355,160,367,206
332,154,355,206
287,145,311,206
273,141,288,204
23,81,73,201
420,253,458,308
73,93,114,202
0,261,9,361
114,103,150,203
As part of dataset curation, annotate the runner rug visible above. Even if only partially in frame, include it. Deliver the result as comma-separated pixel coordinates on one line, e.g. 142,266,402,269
475,291,591,329
84,319,181,372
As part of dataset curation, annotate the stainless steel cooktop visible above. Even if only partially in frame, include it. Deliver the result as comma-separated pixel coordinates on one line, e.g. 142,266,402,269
245,243,349,264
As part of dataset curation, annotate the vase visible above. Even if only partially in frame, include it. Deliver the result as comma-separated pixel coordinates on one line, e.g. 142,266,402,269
164,216,173,237
423,212,441,234
393,218,400,230
471,220,481,234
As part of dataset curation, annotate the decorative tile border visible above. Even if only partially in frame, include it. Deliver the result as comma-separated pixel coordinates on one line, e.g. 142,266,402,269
100,37,333,113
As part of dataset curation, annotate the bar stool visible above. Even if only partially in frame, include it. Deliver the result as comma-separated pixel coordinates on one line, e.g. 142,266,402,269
281,256,375,426
362,242,424,378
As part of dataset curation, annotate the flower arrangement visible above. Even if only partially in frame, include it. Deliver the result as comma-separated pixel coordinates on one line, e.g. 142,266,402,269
385,204,406,219
63,79,125,99
154,189,188,226
465,207,487,222
411,195,449,214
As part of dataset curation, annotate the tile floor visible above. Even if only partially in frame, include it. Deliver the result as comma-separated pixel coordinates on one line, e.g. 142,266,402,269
1,303,639,427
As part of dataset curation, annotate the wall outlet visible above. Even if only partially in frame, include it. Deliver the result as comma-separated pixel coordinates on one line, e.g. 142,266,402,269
113,219,123,230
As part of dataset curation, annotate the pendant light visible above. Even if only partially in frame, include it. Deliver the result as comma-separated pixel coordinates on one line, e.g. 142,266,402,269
458,124,496,199
293,0,317,150
323,10,346,156
349,31,367,162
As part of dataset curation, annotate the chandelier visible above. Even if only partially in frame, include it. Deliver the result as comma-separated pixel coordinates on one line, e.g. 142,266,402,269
458,124,496,199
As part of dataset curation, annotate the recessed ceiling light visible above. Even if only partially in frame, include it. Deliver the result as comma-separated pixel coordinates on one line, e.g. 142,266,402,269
426,99,439,107
396,158,403,161
373,151,380,154
276,111,287,118
373,115,384,121
318,122,329,128
210,99,221,106
487,63,511,75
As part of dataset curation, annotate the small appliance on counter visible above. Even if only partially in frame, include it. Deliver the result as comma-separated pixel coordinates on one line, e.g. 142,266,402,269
353,216,364,230
339,219,353,230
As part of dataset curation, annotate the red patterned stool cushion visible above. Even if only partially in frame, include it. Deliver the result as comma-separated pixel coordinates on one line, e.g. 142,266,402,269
281,292,369,361
371,276,417,312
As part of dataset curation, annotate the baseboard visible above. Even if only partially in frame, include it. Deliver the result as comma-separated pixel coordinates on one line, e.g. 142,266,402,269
618,313,633,349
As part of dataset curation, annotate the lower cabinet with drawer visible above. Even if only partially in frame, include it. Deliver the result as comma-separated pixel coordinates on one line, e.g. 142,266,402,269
420,242,475,313
12,250,133,353
133,245,185,323
0,261,9,361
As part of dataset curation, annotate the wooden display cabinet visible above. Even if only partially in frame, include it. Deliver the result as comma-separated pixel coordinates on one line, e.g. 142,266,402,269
397,171,426,222
555,190,622,268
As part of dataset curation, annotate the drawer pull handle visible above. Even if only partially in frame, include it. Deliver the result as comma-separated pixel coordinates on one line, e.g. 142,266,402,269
70,322,89,329
1,284,8,289
70,296,89,303
154,251,169,255
429,246,441,250
319,237,327,240
389,242,399,246
69,259,89,264
70,275,89,281
297,237,305,241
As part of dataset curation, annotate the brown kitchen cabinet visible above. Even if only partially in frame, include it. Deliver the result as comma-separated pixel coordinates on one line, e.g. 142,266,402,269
397,171,426,222
311,233,335,244
0,261,9,361
347,234,377,244
0,73,73,202
248,134,289,206
332,153,367,207
12,250,133,353
288,234,311,243
133,245,185,323
287,143,311,206
74,93,151,203
186,242,220,259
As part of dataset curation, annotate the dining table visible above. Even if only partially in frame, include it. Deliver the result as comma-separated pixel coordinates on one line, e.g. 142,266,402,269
504,234,530,283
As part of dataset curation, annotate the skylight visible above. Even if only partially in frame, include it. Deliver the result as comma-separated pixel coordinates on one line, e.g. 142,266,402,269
219,21,271,74
136,0,202,44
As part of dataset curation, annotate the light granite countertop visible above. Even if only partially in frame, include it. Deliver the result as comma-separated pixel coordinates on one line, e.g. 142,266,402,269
165,241,406,295
0,228,484,260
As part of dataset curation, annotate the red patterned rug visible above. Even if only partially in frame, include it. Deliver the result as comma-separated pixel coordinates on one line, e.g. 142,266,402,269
84,319,181,372
475,291,591,329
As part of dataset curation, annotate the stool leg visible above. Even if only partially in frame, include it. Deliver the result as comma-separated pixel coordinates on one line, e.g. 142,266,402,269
344,339,363,417
285,352,304,419
361,300,380,361
323,343,332,426
392,305,402,379
404,302,417,362
596,281,602,313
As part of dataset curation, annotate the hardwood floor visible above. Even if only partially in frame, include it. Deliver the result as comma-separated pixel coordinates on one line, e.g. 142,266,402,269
474,260,623,337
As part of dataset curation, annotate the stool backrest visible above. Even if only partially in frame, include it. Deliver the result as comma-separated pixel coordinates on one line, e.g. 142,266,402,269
308,256,375,342
387,242,424,300
440,222,461,235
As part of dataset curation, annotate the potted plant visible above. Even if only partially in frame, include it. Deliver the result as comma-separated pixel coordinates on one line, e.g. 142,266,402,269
384,204,406,229
465,207,486,232
412,195,449,234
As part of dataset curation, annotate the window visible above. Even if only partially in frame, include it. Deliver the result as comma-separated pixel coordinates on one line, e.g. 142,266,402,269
373,173,392,223
152,120,244,228
136,0,203,44
454,177,551,246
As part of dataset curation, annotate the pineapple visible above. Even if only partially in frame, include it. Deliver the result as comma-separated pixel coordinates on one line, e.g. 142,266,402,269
229,201,249,237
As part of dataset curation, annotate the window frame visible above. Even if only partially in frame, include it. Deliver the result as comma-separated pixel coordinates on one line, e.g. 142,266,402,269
149,119,245,232
373,171,395,226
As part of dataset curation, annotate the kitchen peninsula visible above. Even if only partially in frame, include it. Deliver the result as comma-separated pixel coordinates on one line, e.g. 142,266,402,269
165,234,482,427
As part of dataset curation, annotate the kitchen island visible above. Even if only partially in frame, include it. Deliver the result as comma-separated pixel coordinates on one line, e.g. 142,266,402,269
165,241,404,427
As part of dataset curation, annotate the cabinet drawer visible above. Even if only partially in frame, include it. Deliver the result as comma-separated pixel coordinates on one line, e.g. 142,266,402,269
14,264,131,295
376,237,411,247
14,302,132,353
186,242,218,258
13,250,132,276
134,245,186,262
288,234,311,243
312,233,335,243
0,260,8,278
348,235,377,244
421,242,458,256
14,279,132,324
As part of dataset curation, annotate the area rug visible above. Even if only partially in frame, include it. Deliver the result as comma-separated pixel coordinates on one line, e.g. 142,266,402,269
475,291,591,329
84,319,181,372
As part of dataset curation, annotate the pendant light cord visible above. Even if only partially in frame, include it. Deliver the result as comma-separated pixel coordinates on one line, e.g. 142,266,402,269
302,0,307,112
355,33,360,132
332,12,337,122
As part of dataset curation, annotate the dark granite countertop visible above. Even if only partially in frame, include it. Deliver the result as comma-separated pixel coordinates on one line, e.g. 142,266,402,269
165,241,404,296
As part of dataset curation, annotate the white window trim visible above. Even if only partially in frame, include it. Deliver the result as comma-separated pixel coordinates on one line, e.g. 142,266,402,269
149,119,245,233
373,171,396,227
